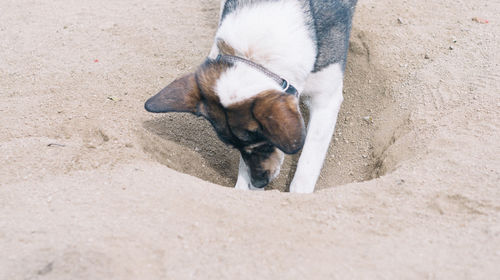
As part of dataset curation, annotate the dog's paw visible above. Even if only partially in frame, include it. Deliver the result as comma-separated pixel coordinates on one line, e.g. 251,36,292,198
234,181,250,190
289,180,315,194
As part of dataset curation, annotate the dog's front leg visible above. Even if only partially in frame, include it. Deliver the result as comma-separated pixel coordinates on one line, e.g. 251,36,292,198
289,64,344,193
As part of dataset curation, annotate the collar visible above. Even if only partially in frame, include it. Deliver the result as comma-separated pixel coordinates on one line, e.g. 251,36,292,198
215,54,298,96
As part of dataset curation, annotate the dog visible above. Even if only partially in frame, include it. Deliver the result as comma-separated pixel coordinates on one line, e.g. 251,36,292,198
145,0,357,193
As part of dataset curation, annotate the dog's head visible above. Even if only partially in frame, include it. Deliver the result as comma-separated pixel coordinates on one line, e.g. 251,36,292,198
145,58,305,188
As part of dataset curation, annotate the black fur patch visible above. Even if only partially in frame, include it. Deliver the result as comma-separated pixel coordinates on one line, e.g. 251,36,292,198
308,0,357,72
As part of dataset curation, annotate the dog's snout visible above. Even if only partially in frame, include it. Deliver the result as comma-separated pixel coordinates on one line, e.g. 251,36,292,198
251,177,269,189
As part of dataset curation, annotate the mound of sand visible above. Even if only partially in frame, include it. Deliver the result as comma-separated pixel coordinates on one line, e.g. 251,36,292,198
1,0,499,278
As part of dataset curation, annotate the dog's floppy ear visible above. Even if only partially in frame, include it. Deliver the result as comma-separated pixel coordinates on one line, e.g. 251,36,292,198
253,91,306,154
144,73,202,114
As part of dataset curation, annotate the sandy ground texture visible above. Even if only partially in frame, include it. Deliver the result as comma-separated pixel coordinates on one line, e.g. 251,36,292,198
1,0,499,279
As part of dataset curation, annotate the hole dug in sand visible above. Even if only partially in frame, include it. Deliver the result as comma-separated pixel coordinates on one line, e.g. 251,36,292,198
141,30,410,191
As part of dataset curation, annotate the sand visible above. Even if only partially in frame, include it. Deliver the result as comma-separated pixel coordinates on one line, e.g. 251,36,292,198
1,0,499,279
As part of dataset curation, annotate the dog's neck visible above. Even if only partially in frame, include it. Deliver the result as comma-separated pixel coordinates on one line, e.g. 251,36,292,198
209,1,316,101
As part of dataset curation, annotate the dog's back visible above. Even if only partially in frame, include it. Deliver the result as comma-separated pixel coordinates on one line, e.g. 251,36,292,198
220,0,357,72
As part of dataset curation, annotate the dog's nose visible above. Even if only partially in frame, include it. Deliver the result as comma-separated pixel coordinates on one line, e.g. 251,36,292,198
251,177,269,189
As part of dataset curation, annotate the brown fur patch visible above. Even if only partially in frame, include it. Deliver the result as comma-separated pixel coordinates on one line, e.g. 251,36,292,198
195,59,230,101
260,148,283,174
194,60,236,143
252,90,306,154
216,39,236,56
225,99,260,141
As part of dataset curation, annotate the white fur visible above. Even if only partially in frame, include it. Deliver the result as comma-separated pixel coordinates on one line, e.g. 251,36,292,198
212,0,316,106
216,63,282,107
289,63,344,193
